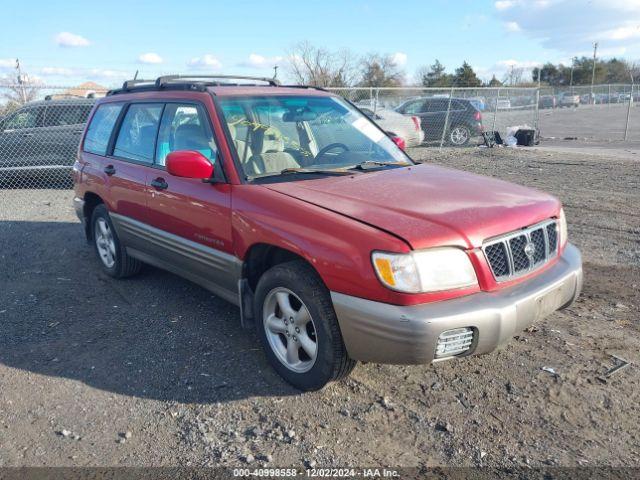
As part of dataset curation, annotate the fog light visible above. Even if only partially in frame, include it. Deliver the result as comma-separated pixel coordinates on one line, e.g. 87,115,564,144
435,328,474,358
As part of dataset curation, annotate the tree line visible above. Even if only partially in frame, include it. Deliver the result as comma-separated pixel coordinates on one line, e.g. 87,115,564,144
287,42,639,89
287,42,492,88
531,58,638,86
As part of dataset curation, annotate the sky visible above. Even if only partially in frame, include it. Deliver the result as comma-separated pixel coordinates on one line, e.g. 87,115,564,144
1,0,639,87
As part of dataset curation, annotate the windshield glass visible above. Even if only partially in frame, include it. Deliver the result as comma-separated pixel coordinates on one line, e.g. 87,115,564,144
217,95,410,179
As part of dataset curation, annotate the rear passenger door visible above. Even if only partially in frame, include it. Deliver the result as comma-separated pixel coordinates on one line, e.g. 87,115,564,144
42,104,92,167
145,102,236,300
0,104,46,167
105,102,164,235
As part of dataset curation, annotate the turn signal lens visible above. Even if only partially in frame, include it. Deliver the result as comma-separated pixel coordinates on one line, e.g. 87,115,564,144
374,257,396,287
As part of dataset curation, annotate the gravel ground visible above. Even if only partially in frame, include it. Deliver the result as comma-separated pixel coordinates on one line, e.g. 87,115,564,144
0,145,638,468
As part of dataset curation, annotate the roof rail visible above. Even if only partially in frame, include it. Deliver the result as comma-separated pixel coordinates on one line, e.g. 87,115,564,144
155,74,280,87
121,79,156,89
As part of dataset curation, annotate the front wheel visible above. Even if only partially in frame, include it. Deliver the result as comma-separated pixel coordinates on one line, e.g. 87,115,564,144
254,260,356,391
448,124,471,146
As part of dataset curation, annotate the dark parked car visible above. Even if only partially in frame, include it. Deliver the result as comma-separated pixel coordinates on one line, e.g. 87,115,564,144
395,97,483,146
538,95,557,109
0,97,95,185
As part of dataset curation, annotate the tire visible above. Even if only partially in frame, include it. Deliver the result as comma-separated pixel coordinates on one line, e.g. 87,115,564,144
448,124,471,146
254,260,356,391
91,204,141,278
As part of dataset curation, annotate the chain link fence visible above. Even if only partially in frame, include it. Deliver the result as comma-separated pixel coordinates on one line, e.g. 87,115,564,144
0,84,108,191
328,86,539,148
0,82,637,214
536,84,639,141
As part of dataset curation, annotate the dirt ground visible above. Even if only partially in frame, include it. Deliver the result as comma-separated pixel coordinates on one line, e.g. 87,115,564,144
0,144,638,469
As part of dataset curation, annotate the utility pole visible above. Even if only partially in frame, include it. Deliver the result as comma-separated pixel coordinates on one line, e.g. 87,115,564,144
590,42,598,104
569,57,576,95
624,68,634,141
15,58,27,104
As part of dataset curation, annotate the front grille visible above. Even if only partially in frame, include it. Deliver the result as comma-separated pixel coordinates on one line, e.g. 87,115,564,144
483,219,559,281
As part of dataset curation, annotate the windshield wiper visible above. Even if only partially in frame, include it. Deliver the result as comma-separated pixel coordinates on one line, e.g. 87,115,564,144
348,160,411,171
248,167,352,180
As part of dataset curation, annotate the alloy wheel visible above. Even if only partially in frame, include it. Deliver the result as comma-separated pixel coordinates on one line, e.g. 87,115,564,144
263,287,318,373
450,126,470,145
95,217,116,268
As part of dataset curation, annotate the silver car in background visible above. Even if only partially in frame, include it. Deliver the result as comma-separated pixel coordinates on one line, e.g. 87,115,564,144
359,107,425,147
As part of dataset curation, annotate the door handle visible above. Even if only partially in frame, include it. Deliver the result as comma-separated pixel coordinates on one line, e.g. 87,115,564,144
22,133,34,138
104,165,116,176
150,178,168,190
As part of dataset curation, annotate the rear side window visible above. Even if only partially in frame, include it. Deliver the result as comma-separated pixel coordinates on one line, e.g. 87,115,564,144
4,106,45,130
44,105,92,127
113,103,163,163
83,103,123,155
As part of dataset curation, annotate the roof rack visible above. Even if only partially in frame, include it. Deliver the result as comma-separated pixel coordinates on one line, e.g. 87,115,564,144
155,74,280,87
106,74,329,97
107,74,280,96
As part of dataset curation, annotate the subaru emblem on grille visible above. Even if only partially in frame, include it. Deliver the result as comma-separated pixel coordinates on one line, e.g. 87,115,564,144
524,241,536,258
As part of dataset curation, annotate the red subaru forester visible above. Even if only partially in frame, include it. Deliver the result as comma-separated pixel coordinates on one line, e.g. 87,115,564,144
73,75,583,391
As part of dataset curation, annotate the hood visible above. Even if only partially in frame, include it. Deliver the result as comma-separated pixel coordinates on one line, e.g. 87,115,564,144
264,163,560,250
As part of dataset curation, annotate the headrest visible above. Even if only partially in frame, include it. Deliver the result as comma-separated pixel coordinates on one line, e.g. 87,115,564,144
260,126,284,153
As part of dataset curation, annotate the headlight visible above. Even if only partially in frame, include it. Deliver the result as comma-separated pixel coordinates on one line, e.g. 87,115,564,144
372,248,478,293
559,208,568,247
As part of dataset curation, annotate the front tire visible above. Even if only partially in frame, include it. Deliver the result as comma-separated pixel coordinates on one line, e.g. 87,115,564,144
254,260,356,391
91,204,141,278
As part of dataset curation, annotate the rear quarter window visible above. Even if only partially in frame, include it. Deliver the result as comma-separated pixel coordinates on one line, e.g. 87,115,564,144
83,103,123,156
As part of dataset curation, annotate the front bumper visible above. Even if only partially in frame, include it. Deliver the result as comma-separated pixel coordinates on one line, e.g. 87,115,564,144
331,243,583,364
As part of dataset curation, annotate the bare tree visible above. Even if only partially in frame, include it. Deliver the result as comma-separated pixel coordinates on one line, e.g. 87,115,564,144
503,66,525,85
1,72,39,107
358,53,404,87
286,41,359,87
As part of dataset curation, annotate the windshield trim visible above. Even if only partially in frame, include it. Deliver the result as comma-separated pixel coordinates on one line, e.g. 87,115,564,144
212,93,415,184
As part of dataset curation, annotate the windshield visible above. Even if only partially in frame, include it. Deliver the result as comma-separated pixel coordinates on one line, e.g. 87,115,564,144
217,95,410,179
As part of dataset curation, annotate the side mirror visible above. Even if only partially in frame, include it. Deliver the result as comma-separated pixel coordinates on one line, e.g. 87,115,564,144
166,150,214,180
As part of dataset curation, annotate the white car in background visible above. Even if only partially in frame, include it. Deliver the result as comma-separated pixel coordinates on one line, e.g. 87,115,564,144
359,107,425,147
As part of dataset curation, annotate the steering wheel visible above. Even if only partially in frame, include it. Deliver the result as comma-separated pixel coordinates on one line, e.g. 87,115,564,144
315,143,349,162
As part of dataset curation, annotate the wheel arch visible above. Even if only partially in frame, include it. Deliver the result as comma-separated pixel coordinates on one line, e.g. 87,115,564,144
242,243,323,291
82,191,104,240
238,243,326,329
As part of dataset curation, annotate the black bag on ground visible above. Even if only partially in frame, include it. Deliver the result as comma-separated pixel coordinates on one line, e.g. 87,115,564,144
515,129,536,146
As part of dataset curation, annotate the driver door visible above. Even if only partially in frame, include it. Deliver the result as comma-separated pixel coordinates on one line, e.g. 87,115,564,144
145,102,236,302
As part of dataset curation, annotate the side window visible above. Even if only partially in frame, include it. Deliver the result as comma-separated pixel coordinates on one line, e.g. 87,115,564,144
426,99,448,112
113,103,163,163
83,103,123,155
155,104,217,167
402,101,425,114
44,105,92,127
4,106,43,130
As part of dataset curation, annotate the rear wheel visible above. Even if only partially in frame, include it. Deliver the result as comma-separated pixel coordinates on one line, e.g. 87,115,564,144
254,260,356,391
448,124,471,146
91,204,141,278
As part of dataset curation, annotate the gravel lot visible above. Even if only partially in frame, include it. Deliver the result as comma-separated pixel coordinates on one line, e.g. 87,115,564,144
0,145,638,469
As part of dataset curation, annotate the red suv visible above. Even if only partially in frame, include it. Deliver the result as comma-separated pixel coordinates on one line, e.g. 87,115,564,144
73,75,583,391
